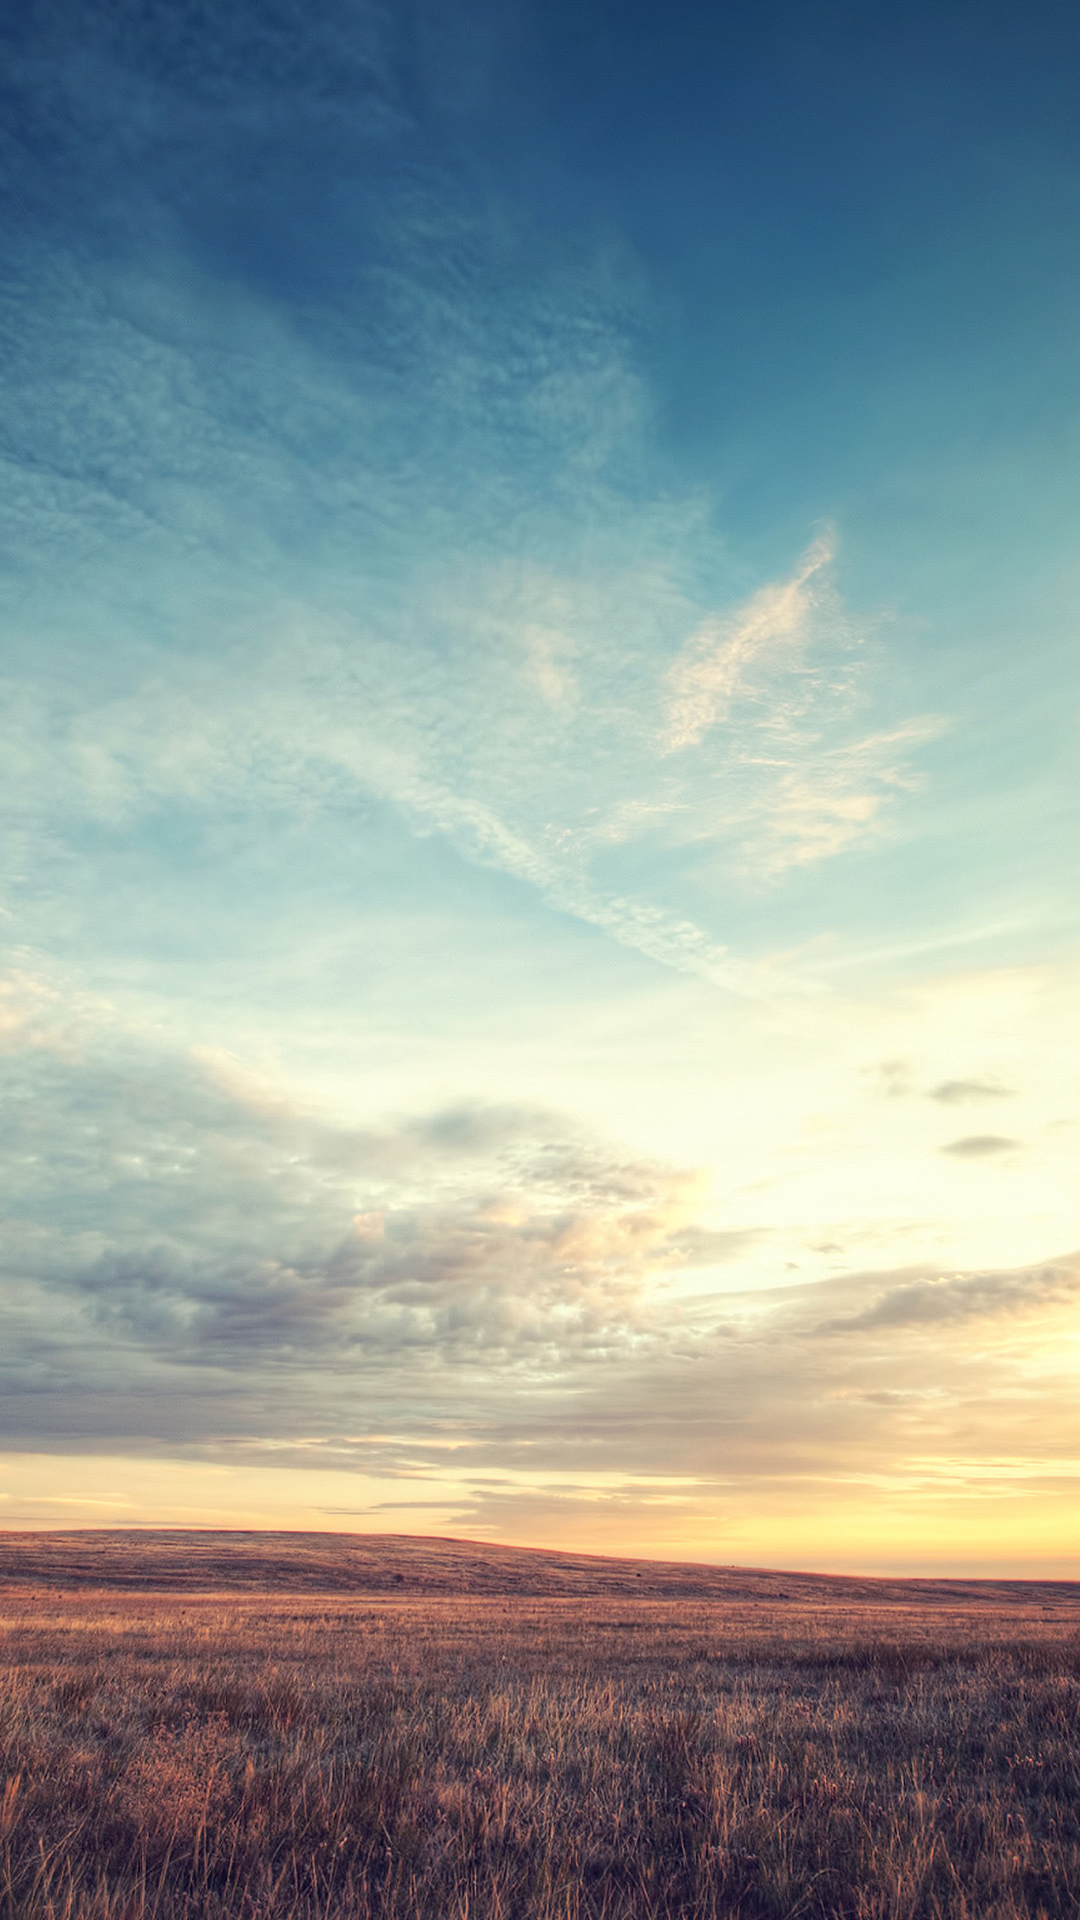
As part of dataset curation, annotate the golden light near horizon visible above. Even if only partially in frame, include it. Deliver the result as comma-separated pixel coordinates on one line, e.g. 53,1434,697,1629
1,0,1078,1578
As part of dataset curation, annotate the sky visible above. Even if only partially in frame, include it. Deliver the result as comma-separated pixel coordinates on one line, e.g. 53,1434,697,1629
1,0,1078,1575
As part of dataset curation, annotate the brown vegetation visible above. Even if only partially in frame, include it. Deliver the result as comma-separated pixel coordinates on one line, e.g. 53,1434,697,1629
1,1533,1078,1917
3,1528,1079,1608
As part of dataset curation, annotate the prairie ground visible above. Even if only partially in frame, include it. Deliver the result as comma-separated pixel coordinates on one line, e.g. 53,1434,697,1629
1,1537,1078,1918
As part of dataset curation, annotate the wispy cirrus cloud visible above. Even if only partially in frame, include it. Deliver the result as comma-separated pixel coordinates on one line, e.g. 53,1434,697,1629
0,112,940,1002
3,548,932,1001
738,716,946,877
663,532,837,751
649,534,946,881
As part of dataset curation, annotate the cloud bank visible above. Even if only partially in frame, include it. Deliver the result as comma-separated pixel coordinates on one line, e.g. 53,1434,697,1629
2,986,1077,1565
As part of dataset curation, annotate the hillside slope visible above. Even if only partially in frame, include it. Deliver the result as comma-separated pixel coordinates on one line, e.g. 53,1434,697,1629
1,1529,1077,1608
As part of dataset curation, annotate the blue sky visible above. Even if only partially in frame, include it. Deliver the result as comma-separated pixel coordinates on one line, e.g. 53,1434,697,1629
1,0,1078,1570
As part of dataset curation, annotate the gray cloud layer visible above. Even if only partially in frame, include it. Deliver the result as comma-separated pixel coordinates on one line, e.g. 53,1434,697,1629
3,1004,1077,1515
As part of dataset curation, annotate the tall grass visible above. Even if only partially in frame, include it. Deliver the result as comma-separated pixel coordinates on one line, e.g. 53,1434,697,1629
1,1591,1078,1917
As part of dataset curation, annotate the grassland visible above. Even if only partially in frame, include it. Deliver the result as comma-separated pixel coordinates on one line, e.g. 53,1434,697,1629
1,1533,1078,1918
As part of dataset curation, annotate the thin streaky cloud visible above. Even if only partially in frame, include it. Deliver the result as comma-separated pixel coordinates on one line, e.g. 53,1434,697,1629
742,717,946,877
931,1078,1015,1104
662,533,835,752
942,1135,1021,1157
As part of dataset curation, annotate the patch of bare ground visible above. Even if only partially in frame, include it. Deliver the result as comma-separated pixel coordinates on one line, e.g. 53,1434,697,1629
0,1535,1078,1917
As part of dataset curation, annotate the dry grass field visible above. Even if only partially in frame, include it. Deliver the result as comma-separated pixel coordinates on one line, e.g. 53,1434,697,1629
1,1533,1078,1919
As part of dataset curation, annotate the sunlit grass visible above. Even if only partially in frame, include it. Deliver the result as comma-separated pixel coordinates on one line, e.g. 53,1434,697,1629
2,1585,1079,1917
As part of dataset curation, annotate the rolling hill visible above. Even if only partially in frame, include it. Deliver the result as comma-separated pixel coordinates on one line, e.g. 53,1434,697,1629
1,1527,1076,1608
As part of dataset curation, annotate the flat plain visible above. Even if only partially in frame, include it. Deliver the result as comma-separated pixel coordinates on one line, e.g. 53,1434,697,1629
1,1532,1078,1919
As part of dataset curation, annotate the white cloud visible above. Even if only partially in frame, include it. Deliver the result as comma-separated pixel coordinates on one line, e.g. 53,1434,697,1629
523,625,579,708
739,717,945,876
663,532,836,751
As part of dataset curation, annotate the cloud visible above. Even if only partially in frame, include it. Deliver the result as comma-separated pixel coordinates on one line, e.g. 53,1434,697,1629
663,533,836,751
874,1067,1018,1107
523,625,579,709
0,1002,722,1445
931,1078,1014,1104
0,193,938,1002
816,1260,1080,1334
651,538,943,881
942,1134,1020,1157
70,1176,685,1368
4,996,1080,1551
326,732,770,994
735,716,943,877
3,983,1078,1516
0,969,103,1056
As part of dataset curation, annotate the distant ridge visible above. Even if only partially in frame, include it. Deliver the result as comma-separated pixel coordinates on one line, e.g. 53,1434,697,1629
1,1529,1077,1609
